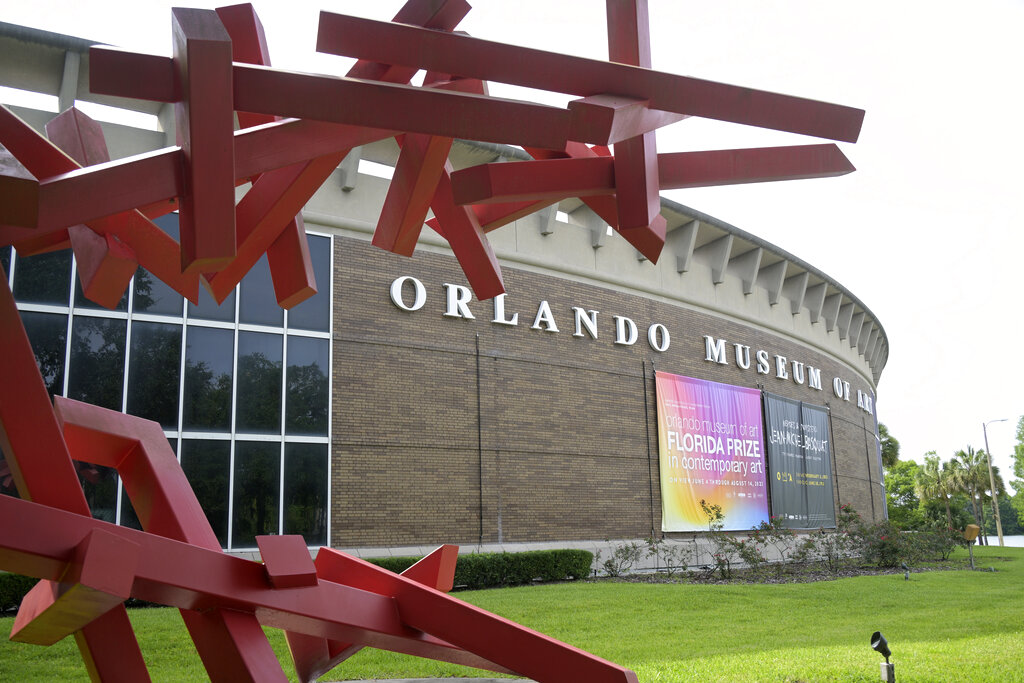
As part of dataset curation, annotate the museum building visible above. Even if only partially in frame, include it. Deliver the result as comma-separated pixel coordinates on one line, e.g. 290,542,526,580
0,22,888,556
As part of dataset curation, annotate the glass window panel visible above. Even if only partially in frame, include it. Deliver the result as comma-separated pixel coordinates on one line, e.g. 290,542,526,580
133,214,184,316
12,249,72,305
286,235,330,332
119,488,142,530
180,439,229,547
75,272,128,311
285,336,328,435
232,441,280,548
236,332,282,434
182,326,234,431
120,437,177,530
78,462,118,523
154,213,180,241
133,267,183,316
127,322,182,428
1,245,11,279
20,311,68,398
283,443,327,545
68,316,127,411
188,287,235,323
0,444,20,499
239,255,283,327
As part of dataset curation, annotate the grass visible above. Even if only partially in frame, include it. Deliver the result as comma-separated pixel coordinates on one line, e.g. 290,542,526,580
1,545,1021,682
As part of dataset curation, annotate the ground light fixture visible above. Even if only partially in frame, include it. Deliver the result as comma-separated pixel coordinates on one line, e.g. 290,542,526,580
871,631,895,682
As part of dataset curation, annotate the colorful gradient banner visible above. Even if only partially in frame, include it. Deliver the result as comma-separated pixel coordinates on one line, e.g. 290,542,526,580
655,371,769,531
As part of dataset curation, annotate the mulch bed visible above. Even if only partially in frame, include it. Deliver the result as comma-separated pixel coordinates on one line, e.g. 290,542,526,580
591,559,978,585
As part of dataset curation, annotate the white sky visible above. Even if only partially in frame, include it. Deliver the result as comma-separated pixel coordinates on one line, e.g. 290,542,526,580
4,0,1024,490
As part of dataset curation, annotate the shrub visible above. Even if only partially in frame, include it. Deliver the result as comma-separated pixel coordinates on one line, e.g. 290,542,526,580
747,517,798,577
792,505,968,570
0,572,37,613
367,555,421,574
700,499,743,579
728,537,766,577
862,520,909,567
795,528,847,573
792,506,868,573
595,541,643,578
924,524,967,561
645,536,697,577
367,549,594,590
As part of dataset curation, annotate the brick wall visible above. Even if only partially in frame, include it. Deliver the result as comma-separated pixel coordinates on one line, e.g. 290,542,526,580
330,237,883,547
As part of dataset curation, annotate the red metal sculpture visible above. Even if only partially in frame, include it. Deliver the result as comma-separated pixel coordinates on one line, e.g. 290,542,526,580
0,1,863,680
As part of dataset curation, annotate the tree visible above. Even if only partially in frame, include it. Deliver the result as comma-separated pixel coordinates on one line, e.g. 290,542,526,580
986,495,1022,536
1012,415,1024,522
878,423,900,469
915,452,956,528
885,459,924,529
952,447,993,545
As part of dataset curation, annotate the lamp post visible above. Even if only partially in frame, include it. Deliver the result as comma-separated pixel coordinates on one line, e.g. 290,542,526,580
982,419,1008,547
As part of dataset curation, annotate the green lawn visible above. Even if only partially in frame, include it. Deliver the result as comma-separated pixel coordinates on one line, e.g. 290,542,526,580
1,545,1021,682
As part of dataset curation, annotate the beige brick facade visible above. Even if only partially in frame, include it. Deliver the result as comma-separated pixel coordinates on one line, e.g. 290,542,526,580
331,237,884,548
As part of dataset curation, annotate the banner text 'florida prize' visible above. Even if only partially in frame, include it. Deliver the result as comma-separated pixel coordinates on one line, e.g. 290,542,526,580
656,372,769,531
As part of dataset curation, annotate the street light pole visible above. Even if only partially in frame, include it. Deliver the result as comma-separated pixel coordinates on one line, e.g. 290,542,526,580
982,419,1008,547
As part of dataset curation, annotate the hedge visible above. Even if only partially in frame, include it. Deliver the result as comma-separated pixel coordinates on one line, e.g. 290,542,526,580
0,549,594,613
368,549,593,590
0,572,37,613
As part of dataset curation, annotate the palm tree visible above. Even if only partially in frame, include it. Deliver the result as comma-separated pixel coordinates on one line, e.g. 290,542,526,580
915,453,955,527
952,447,990,545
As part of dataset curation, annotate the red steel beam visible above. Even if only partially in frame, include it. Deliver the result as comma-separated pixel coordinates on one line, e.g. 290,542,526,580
202,154,338,304
266,215,317,309
0,106,199,301
215,3,275,130
524,143,665,262
316,549,639,683
88,0,473,105
55,396,288,682
48,109,138,308
452,144,856,204
171,8,237,273
90,48,598,149
44,107,110,167
0,117,391,236
230,66,582,149
0,494,514,673
370,77,486,259
316,12,864,143
430,162,505,299
286,544,462,682
48,398,508,674
256,536,318,590
374,134,453,256
568,94,685,147
0,143,43,229
0,276,151,680
67,225,138,309
209,0,474,306
10,528,139,646
426,199,560,235
205,3,327,307
605,0,661,231
215,3,319,311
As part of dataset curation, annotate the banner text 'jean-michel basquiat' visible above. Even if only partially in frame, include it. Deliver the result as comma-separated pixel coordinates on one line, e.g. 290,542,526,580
763,393,836,529
655,371,769,532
